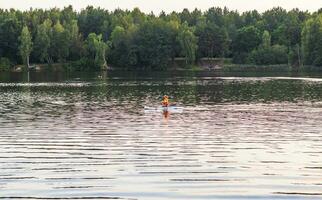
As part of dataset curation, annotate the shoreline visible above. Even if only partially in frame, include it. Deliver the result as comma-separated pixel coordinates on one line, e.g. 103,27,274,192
7,63,319,73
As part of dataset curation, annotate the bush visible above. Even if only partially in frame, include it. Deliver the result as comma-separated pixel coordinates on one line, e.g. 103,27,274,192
232,52,249,64
247,45,288,65
0,57,11,71
65,58,99,71
313,57,322,67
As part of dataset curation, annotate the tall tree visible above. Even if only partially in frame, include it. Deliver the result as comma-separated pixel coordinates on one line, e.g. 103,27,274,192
134,19,176,69
109,26,130,67
232,25,261,63
196,22,228,58
33,19,51,63
85,33,108,69
205,7,224,27
51,21,70,62
177,22,198,64
67,20,83,61
0,12,21,62
261,30,271,49
301,14,322,66
19,25,33,68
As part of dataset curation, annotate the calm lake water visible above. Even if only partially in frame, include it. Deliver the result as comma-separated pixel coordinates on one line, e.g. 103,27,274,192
1,70,322,200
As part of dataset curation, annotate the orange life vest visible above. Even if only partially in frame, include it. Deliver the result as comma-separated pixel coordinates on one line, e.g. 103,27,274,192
162,98,169,107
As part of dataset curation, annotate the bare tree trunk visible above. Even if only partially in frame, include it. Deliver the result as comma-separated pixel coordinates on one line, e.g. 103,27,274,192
101,49,108,70
101,59,108,70
26,56,30,71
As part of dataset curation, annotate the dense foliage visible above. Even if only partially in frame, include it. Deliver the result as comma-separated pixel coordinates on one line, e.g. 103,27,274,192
0,6,322,70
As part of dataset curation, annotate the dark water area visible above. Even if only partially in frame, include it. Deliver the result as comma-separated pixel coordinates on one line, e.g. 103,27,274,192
0,70,322,199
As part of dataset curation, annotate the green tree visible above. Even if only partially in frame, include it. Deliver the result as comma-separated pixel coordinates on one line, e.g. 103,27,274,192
301,14,322,66
111,26,127,47
242,10,261,26
51,21,70,62
133,19,177,69
78,6,107,38
110,26,130,67
177,22,198,64
262,7,288,33
67,20,84,61
19,25,33,68
196,22,228,58
0,57,11,71
131,8,146,25
205,7,224,27
261,30,271,49
248,44,288,65
34,19,51,63
85,33,108,69
233,26,261,53
288,44,301,67
0,12,22,62
232,25,261,63
271,10,302,47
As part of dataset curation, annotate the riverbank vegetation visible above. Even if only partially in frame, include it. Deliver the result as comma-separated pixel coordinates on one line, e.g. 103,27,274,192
1,6,322,71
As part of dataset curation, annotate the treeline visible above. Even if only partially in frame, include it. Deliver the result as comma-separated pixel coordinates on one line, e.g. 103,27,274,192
1,6,322,71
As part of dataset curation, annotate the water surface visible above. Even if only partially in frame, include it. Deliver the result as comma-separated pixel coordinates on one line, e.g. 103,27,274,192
0,71,322,200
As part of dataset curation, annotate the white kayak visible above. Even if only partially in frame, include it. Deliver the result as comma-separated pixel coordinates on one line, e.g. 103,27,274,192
144,106,183,113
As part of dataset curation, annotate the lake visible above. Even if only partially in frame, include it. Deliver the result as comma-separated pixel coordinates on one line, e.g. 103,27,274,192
0,70,322,200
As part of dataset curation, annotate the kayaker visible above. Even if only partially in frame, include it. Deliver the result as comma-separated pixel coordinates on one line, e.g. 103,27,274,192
161,95,169,107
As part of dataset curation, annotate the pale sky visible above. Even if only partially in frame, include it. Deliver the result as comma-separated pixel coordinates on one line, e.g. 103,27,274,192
0,0,321,13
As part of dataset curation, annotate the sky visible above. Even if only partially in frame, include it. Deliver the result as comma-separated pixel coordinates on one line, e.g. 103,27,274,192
0,0,321,13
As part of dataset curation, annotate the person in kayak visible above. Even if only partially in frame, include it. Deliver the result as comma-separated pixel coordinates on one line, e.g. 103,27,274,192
162,95,169,107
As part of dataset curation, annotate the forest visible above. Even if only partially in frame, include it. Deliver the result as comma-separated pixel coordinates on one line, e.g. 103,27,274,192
1,6,322,71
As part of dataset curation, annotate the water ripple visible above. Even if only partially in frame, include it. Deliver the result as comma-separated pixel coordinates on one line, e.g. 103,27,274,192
1,74,322,199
